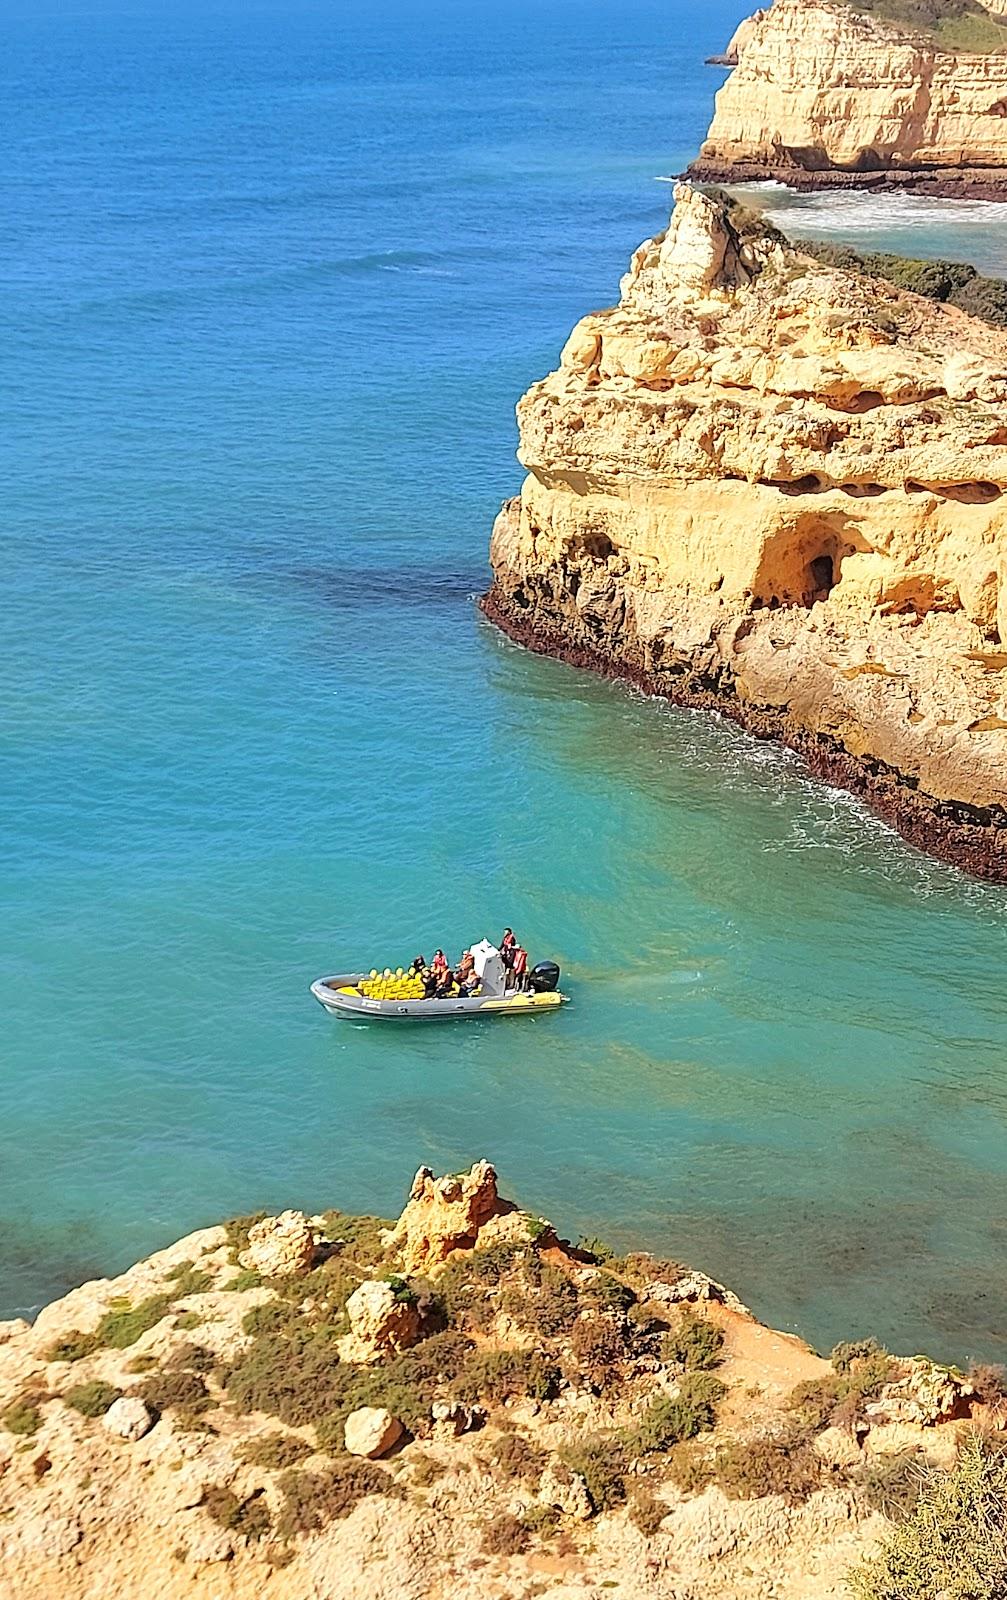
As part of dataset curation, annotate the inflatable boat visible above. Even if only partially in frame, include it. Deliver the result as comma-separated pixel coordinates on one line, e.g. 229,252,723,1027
310,940,568,1022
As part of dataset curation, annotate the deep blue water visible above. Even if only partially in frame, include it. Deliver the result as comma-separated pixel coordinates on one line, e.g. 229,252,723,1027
4,0,1007,1365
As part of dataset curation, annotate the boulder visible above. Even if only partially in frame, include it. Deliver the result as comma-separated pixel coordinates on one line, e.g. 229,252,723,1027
102,1397,155,1442
385,1161,514,1275
238,1210,315,1278
865,1358,974,1426
339,1278,422,1363
343,1407,403,1459
538,1461,594,1521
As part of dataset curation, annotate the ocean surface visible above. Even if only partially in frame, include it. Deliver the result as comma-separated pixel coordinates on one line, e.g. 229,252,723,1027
5,0,1007,1365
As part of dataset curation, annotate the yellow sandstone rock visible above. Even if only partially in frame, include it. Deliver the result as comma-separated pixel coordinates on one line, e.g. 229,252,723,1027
483,184,1007,878
339,1279,422,1363
239,1210,316,1279
384,1159,515,1274
692,0,1007,192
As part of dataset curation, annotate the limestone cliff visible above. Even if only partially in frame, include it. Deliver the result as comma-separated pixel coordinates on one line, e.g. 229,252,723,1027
482,184,1007,879
690,0,1007,195
0,1160,993,1600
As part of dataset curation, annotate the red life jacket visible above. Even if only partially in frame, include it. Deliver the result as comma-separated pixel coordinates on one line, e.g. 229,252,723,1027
512,947,528,975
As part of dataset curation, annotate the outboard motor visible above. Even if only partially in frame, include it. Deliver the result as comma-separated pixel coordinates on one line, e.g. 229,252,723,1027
527,960,560,994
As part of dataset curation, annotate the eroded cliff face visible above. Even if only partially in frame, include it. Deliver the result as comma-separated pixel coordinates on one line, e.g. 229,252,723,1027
482,184,1007,878
0,1160,990,1600
690,0,1007,194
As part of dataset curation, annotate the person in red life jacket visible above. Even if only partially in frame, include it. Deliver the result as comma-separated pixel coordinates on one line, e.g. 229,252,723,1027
435,967,457,998
500,928,516,969
431,949,449,975
511,944,529,990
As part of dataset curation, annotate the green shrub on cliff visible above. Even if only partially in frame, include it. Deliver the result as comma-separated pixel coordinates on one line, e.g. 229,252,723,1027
133,1369,212,1420
226,1323,349,1427
163,1260,213,1297
2,1396,42,1436
237,1431,314,1470
275,1461,402,1539
843,0,1007,52
952,274,1007,327
95,1294,173,1350
850,1433,1007,1599
712,1418,824,1505
222,1212,267,1264
797,239,1007,329
661,1306,725,1372
203,1483,272,1541
45,1330,100,1363
785,1341,898,1435
64,1380,122,1417
627,1375,725,1453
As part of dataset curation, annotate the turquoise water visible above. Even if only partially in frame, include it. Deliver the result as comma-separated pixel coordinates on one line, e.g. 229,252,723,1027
4,0,1007,1365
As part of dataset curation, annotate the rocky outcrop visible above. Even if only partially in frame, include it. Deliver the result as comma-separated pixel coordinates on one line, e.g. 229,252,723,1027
339,1279,422,1363
706,8,767,66
239,1210,316,1279
384,1160,517,1274
866,1357,975,1424
690,0,1007,195
0,1159,992,1600
343,1407,404,1459
482,183,1007,880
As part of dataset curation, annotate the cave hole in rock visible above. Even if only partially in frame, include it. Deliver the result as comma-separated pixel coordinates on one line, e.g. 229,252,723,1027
904,480,1002,504
571,530,614,562
751,522,857,610
808,554,835,596
828,390,885,414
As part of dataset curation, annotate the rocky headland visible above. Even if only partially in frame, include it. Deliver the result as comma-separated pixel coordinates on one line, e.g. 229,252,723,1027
481,183,1007,880
689,0,1007,196
0,1160,1000,1600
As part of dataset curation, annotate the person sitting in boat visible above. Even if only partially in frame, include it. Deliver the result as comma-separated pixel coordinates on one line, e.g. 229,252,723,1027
435,969,457,999
431,949,449,975
459,970,480,997
411,954,426,975
421,966,438,999
511,944,529,990
457,949,475,981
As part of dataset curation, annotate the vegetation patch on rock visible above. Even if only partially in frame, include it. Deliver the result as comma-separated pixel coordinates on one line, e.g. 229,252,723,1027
275,1460,402,1539
797,239,1007,328
64,1381,122,1418
851,1433,1007,1598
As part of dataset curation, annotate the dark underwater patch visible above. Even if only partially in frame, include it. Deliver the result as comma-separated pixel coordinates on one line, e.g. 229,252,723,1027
288,563,490,612
0,1216,109,1323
